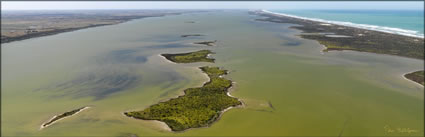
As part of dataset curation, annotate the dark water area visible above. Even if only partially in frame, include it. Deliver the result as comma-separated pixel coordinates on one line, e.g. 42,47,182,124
282,41,301,46
41,70,141,100
33,41,195,100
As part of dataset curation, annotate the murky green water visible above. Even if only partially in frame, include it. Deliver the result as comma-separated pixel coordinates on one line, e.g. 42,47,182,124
2,11,423,137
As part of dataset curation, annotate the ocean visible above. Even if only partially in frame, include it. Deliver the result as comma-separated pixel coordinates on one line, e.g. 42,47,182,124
268,9,424,38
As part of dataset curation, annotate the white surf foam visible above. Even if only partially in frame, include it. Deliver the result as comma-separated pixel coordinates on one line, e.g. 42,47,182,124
261,10,424,38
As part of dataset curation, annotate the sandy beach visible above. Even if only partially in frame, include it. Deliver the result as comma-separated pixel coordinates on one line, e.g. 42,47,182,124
402,70,424,87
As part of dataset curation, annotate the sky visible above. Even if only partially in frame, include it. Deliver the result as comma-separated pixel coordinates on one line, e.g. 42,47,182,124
1,1,424,10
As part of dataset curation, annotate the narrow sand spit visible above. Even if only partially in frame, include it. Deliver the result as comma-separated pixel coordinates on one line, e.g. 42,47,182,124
122,112,172,132
40,106,90,130
158,54,176,64
152,120,172,132
402,71,424,87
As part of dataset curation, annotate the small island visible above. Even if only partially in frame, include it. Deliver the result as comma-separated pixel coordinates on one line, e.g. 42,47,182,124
40,106,90,129
193,40,217,46
124,66,242,131
404,70,424,86
161,50,214,63
184,21,196,23
181,34,204,37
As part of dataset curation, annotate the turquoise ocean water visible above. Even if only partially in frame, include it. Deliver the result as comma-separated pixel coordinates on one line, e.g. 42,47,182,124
268,10,424,38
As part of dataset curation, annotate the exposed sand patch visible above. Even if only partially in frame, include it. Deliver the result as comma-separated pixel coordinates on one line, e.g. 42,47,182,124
158,54,176,64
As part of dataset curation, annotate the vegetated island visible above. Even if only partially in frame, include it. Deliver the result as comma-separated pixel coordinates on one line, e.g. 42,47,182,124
40,106,90,129
161,50,215,63
252,10,425,86
193,40,217,46
404,70,424,86
181,34,204,37
124,66,242,131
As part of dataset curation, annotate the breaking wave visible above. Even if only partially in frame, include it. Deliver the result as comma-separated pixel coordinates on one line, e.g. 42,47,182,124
261,10,424,38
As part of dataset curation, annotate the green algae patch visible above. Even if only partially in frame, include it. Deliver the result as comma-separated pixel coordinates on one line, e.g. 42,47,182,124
124,66,242,131
405,70,424,86
161,50,214,63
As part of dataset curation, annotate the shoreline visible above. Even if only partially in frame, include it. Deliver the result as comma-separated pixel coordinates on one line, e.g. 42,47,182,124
160,50,215,63
158,54,177,64
253,10,424,89
1,12,186,44
185,72,245,132
253,10,424,60
121,111,172,132
317,30,424,88
260,10,424,38
39,106,90,130
123,56,242,132
402,70,425,87
2,24,110,44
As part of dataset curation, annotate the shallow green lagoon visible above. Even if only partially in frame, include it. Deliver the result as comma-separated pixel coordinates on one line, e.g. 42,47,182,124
2,11,423,137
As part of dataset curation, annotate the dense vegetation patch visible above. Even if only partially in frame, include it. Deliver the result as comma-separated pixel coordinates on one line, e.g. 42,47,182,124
161,50,214,63
124,66,241,131
405,70,424,86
